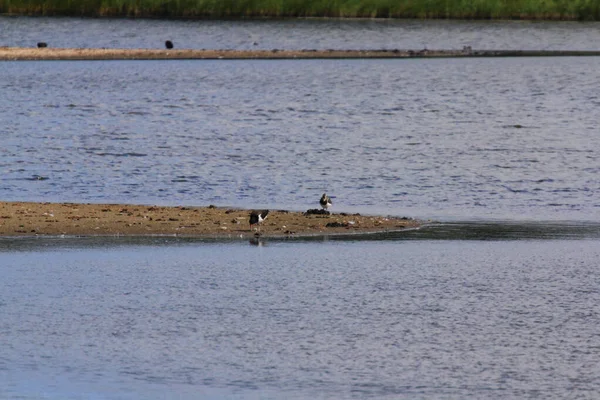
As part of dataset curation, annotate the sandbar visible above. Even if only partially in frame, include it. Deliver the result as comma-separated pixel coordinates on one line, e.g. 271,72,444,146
0,201,420,238
2,47,600,61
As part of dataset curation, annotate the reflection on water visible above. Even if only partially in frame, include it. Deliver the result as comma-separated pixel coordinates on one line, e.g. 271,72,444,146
396,221,600,241
1,220,600,253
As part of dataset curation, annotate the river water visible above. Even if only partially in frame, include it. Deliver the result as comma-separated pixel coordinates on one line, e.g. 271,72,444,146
2,16,600,51
2,17,600,399
2,55,600,221
2,237,600,400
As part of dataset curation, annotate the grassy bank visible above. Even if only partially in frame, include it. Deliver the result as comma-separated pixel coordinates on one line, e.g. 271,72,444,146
1,0,600,20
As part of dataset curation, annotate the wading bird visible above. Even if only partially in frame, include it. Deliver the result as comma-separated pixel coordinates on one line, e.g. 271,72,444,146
320,193,332,210
249,210,269,233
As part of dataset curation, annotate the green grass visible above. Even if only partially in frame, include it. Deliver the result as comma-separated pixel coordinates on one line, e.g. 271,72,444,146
2,0,600,20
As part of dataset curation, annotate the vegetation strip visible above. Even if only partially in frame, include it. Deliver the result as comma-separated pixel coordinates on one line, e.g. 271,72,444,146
2,0,600,20
0,201,420,238
2,47,600,61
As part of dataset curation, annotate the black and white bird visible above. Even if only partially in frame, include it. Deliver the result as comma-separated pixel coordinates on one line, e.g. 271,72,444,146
320,193,332,210
249,210,269,232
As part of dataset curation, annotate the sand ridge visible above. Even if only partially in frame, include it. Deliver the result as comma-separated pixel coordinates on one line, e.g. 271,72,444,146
0,201,420,238
0,46,468,60
2,47,600,61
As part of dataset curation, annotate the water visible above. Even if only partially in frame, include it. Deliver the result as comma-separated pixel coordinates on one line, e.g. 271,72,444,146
2,18,600,399
2,238,600,399
2,56,599,221
2,16,600,51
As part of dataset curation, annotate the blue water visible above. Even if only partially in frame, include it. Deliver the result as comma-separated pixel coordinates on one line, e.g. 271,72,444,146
2,56,599,221
2,16,600,51
2,238,600,399
2,18,600,399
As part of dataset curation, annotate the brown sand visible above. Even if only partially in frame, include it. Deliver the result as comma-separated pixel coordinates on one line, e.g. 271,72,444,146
2,47,599,61
0,201,420,238
0,47,466,60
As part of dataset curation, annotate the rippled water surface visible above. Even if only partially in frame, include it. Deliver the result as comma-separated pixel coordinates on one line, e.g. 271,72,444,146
2,238,600,399
2,56,599,220
2,18,600,399
2,16,600,50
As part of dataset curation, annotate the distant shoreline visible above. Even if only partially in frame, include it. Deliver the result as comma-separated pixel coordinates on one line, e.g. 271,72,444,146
0,201,420,238
1,1,599,21
2,47,600,61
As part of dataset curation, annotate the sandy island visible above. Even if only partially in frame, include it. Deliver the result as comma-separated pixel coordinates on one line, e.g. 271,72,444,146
0,201,420,238
2,47,600,61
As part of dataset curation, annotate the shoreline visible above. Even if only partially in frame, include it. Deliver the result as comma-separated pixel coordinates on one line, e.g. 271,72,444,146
0,201,421,239
1,8,597,21
2,47,600,61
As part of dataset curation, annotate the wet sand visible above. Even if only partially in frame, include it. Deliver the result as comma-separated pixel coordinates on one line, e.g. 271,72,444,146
0,201,420,238
2,47,600,61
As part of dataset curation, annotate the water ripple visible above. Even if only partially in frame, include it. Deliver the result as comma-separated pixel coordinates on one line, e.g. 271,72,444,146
1,56,599,221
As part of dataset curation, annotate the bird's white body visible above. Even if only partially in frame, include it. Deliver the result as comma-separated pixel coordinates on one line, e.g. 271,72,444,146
320,193,332,210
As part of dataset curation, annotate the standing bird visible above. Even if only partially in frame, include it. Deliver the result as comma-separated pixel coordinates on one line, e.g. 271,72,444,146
320,193,332,210
165,40,174,49
249,210,269,232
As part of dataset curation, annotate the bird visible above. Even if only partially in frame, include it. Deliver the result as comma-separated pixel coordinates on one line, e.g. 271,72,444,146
249,210,269,232
165,40,174,49
320,193,332,210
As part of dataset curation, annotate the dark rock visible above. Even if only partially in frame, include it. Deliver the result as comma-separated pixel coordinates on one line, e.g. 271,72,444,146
304,209,330,216
326,222,349,228
37,42,47,48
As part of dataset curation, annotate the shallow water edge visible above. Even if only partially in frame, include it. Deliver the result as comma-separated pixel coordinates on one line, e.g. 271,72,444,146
1,220,599,252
